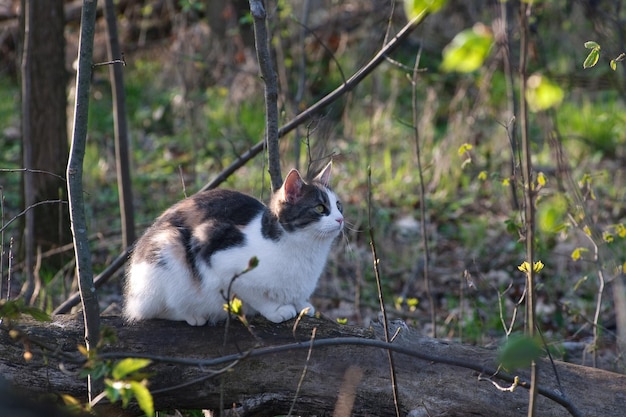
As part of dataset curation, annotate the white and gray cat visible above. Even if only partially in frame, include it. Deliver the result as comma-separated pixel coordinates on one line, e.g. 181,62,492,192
123,162,344,326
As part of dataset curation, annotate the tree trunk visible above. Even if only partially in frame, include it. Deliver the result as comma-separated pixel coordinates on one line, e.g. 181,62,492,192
20,0,70,277
1,315,624,417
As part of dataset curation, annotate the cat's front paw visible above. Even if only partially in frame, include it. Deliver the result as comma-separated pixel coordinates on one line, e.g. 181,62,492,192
184,315,208,326
295,302,315,317
262,305,297,323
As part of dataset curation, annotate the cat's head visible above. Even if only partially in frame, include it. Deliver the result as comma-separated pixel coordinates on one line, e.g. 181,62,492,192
271,162,344,238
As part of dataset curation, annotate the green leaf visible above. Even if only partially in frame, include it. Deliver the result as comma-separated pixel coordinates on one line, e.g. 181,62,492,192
403,0,448,21
610,59,617,71
21,306,51,322
537,193,567,234
112,358,152,380
130,381,154,417
499,334,543,371
525,73,564,112
104,380,122,403
584,41,601,50
0,299,51,322
441,24,493,73
583,49,600,69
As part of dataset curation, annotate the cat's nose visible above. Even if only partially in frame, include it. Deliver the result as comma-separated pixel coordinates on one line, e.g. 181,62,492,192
336,217,343,225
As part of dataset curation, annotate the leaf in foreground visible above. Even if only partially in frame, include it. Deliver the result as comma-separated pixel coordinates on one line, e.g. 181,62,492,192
441,23,493,73
499,334,543,371
112,358,152,380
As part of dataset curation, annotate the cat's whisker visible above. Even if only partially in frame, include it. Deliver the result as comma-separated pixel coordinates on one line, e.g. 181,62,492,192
342,220,362,233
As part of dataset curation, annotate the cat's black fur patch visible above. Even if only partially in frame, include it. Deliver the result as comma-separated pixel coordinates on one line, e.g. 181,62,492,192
192,188,282,242
192,189,265,225
194,220,246,267
166,212,203,280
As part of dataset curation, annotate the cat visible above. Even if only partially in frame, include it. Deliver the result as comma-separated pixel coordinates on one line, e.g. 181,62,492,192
123,162,344,326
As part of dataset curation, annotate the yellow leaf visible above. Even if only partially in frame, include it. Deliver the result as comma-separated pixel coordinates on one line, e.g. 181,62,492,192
458,143,473,156
336,318,348,325
518,261,543,273
583,226,591,236
518,262,530,273
571,247,588,261
130,381,154,417
537,172,546,187
77,345,89,357
478,171,488,181
224,297,243,315
603,231,614,243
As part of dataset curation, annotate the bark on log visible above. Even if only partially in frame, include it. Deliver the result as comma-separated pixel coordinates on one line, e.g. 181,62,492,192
1,314,625,417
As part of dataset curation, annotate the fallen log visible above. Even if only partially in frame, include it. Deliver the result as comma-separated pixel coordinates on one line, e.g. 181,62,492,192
0,314,624,416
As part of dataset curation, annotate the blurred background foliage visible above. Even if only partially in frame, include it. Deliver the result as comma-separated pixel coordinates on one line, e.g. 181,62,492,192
0,0,625,372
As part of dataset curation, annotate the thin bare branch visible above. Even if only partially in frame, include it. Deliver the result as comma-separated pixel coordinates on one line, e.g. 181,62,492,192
367,167,400,417
249,0,282,191
103,0,136,249
410,48,436,338
67,0,101,401
518,2,538,415
0,200,67,235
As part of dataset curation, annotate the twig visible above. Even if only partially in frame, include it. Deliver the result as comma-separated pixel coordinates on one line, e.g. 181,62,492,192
103,0,136,249
518,3,538,416
0,188,4,299
536,325,564,396
199,11,429,192
497,0,520,212
0,200,68,234
367,167,401,417
20,0,35,305
498,282,526,338
67,0,101,401
410,47,436,338
248,0,282,191
292,18,347,86
0,168,66,182
287,327,317,417
91,56,126,68
567,213,606,368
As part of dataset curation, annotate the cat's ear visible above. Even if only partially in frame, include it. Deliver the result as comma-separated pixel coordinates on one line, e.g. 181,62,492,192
314,161,332,187
283,169,304,203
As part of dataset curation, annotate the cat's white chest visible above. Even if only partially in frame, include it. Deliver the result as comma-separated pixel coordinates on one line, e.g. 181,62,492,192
209,214,334,287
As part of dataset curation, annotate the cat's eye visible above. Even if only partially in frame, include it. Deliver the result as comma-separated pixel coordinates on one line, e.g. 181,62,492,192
336,200,343,213
315,204,326,213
